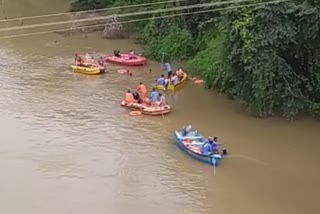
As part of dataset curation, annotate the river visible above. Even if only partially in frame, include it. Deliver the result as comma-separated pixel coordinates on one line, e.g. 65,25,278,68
0,1,320,214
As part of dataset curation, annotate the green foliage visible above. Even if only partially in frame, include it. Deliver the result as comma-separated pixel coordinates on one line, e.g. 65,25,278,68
70,0,114,11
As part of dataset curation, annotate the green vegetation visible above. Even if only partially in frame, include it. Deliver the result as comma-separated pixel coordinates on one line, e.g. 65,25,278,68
70,0,320,118
70,0,115,11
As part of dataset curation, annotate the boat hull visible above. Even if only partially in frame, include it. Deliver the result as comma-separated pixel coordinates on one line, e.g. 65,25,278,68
121,101,171,116
174,130,223,167
70,65,104,75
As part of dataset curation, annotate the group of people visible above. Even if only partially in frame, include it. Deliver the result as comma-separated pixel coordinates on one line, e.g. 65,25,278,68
201,137,223,155
157,61,185,90
124,82,167,106
74,54,105,70
114,50,136,59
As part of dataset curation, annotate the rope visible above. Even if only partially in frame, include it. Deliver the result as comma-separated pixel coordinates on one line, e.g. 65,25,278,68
0,0,288,33
0,0,288,40
0,0,191,23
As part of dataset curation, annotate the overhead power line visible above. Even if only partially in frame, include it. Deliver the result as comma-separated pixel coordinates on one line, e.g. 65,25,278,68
0,1,288,40
0,0,195,23
0,0,287,33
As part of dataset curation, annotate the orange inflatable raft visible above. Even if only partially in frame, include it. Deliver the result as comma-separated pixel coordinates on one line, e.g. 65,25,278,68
106,54,147,66
121,101,171,116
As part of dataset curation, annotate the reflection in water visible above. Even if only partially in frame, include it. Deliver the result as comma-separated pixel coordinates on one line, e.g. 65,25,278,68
0,1,320,214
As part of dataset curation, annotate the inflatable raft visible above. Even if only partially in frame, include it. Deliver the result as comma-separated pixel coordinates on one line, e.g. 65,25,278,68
174,128,227,167
121,101,171,116
70,65,105,75
105,54,147,66
156,72,188,91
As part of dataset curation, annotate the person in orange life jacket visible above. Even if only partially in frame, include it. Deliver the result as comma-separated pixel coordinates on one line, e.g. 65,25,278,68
125,90,137,104
137,82,147,101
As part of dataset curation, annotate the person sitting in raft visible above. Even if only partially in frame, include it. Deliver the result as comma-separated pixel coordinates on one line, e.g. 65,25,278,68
125,90,137,104
114,50,121,58
74,54,83,66
171,74,179,85
98,57,105,73
132,91,142,104
164,78,170,91
157,74,166,86
176,68,184,81
150,88,159,105
138,82,147,101
129,50,136,59
159,93,167,106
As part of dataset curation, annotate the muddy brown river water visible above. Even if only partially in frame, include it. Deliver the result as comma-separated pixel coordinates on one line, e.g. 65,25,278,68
0,1,320,214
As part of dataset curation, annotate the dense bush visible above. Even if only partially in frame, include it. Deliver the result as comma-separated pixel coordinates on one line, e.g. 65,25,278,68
70,0,115,11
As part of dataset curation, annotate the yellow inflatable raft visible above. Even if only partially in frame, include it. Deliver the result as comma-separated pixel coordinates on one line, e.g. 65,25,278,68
70,65,104,75
156,72,188,91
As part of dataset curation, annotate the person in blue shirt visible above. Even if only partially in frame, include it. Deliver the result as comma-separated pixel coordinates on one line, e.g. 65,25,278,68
212,137,223,153
201,137,213,155
150,88,159,102
201,136,222,155
163,61,173,78
157,74,166,86
171,74,179,85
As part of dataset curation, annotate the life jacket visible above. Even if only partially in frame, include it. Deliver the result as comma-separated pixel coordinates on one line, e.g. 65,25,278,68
125,93,134,103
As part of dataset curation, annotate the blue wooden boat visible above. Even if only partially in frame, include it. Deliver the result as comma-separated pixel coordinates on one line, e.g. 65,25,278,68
174,129,225,167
